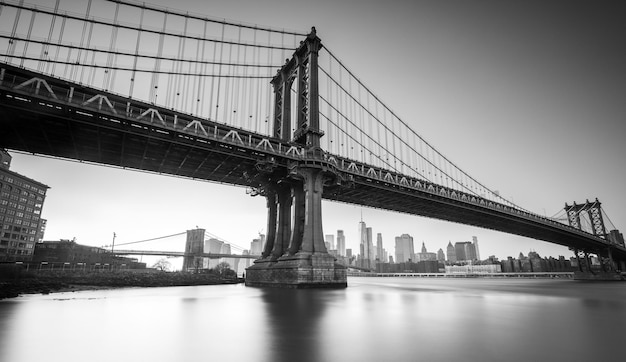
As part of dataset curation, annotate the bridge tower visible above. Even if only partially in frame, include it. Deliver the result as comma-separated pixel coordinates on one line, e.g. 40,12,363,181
245,28,347,288
564,199,620,276
183,228,206,272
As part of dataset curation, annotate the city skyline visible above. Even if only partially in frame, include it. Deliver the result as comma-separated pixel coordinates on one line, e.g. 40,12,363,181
4,0,625,266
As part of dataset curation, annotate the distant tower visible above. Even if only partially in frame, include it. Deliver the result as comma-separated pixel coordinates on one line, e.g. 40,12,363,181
337,230,346,256
472,236,481,261
421,242,427,254
437,248,445,262
325,234,335,250
446,241,457,263
376,233,384,261
183,228,205,271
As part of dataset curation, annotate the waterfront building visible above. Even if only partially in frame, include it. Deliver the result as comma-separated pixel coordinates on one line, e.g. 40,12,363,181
0,150,49,262
415,242,437,262
445,264,501,274
394,234,414,263
446,241,456,263
454,241,477,262
501,253,573,273
336,230,346,257
33,239,145,269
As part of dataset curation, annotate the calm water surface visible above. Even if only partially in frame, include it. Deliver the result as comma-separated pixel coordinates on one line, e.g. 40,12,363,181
1,277,625,362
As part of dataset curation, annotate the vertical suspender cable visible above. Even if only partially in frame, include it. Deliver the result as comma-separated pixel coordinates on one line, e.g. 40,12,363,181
5,0,23,62
129,6,144,99
73,0,91,81
80,21,94,84
214,22,225,122
151,11,168,104
105,1,120,91
52,16,65,75
20,11,36,69
39,0,59,73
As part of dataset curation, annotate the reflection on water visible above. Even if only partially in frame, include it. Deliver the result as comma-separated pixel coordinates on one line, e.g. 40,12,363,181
1,278,625,362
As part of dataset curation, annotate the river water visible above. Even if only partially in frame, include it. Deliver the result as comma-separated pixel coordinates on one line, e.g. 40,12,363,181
1,277,625,362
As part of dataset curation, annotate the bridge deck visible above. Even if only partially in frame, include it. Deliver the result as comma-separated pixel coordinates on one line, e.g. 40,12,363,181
2,63,624,260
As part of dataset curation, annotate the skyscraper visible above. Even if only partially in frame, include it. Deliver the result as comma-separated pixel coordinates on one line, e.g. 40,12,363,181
358,220,374,268
250,234,265,256
336,230,346,256
437,248,445,262
394,234,414,263
376,233,384,261
325,234,335,251
454,241,477,262
447,241,457,263
472,236,481,261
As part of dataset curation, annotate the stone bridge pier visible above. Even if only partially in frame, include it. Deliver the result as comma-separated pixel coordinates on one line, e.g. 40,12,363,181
245,158,347,288
245,28,347,288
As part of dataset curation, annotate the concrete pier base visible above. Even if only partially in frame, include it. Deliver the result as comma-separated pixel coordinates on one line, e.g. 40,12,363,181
245,253,347,288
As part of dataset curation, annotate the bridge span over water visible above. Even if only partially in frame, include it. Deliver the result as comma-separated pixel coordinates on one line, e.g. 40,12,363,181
0,0,624,285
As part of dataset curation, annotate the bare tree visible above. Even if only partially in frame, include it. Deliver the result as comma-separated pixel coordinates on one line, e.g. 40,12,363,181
152,258,171,272
213,262,236,278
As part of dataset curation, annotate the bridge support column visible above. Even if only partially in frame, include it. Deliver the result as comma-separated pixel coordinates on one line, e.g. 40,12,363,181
259,189,277,260
246,163,347,288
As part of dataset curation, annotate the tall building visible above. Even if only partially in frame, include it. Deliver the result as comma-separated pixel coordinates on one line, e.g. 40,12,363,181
325,234,335,251
437,248,445,262
455,241,477,262
446,241,457,263
472,236,481,261
250,234,265,256
394,234,414,263
336,230,345,256
358,220,374,268
0,150,49,262
376,233,384,261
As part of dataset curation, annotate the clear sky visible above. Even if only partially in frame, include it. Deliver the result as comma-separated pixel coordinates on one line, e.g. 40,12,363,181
6,0,626,268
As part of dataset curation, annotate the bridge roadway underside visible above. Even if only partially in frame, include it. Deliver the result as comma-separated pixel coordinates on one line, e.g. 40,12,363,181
0,99,258,187
327,182,626,261
1,90,623,262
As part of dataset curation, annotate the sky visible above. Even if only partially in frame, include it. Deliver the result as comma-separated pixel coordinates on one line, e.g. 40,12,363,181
5,0,626,268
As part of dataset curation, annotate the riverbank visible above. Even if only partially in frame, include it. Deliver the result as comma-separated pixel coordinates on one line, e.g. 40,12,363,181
0,270,242,299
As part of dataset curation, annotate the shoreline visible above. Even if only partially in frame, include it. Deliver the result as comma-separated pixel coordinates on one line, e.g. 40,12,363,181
0,271,243,300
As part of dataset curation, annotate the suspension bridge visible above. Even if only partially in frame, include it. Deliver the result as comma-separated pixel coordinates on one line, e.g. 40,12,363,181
0,0,624,286
102,229,261,260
